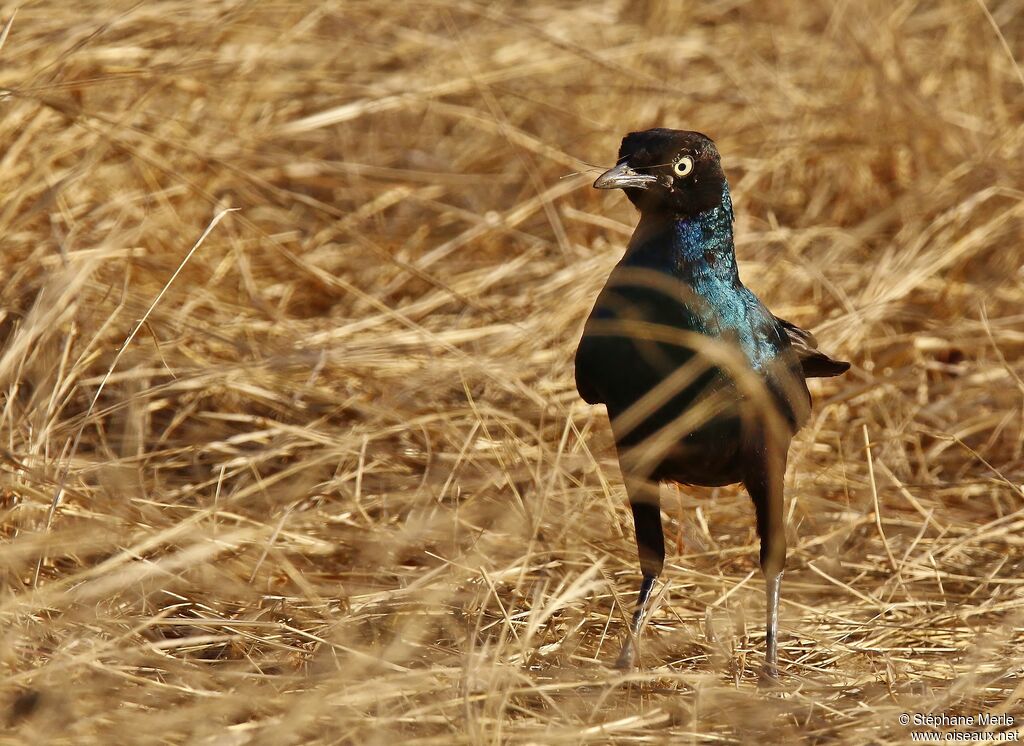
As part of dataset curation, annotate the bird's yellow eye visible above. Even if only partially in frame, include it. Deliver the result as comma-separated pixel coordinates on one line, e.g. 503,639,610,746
673,156,694,177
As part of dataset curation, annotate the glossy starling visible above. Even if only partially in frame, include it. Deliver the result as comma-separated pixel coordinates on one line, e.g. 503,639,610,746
575,128,849,679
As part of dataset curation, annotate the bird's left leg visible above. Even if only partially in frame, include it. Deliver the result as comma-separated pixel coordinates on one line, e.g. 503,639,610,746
744,447,787,683
615,473,663,670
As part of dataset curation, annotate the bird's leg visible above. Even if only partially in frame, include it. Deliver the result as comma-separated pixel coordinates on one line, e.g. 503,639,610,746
616,476,664,670
745,448,787,683
674,482,686,556
616,571,656,669
764,564,782,676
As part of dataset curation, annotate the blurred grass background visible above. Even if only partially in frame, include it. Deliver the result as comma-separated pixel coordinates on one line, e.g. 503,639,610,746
1,0,1023,743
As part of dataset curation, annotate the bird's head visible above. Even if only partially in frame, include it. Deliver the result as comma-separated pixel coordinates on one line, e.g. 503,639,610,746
594,129,728,218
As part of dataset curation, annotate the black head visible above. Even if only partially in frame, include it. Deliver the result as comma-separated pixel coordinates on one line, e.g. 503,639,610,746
594,129,727,218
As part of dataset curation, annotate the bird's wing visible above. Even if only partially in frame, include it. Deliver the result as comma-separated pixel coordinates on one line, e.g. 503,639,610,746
574,350,602,405
773,315,850,379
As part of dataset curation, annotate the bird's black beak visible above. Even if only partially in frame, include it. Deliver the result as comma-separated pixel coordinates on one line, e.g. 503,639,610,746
593,161,657,190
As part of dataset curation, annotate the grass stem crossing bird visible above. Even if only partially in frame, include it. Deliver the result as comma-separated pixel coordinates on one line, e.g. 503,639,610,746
575,129,849,680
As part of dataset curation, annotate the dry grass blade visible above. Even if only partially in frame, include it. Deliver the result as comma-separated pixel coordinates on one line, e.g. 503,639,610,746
0,1,1022,744
0,10,16,56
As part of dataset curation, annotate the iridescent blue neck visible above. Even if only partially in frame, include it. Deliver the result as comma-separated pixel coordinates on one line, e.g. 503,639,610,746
671,184,736,279
627,183,738,283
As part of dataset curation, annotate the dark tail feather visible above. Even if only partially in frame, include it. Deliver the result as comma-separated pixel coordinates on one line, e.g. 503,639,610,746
799,350,851,378
774,315,850,379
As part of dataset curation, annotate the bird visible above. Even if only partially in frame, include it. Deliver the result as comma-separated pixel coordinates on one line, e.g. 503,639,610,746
574,128,849,680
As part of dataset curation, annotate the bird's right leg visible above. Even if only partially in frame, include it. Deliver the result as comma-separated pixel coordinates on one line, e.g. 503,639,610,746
615,474,664,670
744,447,787,684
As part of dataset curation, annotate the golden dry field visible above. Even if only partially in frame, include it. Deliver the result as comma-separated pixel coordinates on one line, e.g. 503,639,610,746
2,1,1023,743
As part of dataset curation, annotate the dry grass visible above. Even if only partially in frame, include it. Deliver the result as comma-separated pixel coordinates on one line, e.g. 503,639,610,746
1,1,1023,743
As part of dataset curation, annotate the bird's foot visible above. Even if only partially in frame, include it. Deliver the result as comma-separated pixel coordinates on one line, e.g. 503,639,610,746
758,662,780,689
614,639,636,670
